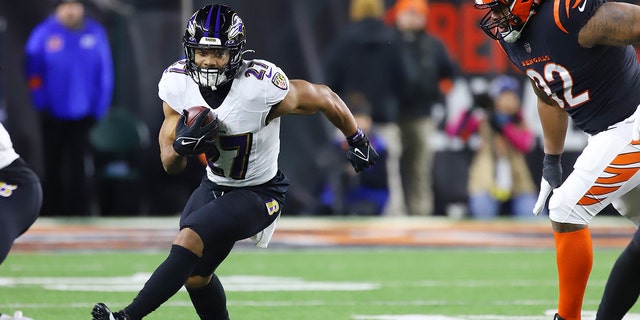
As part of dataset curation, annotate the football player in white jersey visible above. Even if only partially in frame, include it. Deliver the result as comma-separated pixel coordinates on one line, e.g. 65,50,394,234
92,4,378,320
0,122,41,319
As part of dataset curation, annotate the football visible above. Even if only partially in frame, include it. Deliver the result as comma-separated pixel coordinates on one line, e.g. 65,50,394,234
185,106,216,127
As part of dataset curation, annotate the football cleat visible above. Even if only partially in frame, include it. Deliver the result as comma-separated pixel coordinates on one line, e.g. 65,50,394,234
91,303,130,320
553,314,565,320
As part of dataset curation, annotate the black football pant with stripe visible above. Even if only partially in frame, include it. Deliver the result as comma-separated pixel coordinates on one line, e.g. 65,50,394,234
123,171,289,320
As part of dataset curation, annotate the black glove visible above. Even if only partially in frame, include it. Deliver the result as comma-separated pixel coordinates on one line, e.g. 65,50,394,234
533,153,562,215
542,153,562,188
346,128,379,173
203,146,221,163
173,109,219,156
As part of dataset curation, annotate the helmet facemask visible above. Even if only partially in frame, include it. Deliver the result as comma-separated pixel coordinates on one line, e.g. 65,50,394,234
182,4,246,90
475,0,540,43
183,44,242,89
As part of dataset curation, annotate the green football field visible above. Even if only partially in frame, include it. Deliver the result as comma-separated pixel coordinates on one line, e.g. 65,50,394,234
2,248,639,320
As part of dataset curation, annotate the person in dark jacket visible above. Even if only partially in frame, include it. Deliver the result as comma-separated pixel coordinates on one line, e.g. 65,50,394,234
324,0,414,216
25,0,113,216
386,0,457,216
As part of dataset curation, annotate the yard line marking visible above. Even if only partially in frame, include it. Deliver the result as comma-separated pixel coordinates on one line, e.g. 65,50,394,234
1,299,602,309
0,274,377,292
1,274,576,291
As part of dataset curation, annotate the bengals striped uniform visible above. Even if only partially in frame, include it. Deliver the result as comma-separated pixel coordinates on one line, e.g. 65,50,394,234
499,0,640,224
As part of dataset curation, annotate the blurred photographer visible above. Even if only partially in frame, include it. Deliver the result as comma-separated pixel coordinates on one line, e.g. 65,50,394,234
446,75,538,219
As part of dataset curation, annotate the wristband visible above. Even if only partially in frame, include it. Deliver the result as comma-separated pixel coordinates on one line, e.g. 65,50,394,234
543,153,561,164
346,127,364,144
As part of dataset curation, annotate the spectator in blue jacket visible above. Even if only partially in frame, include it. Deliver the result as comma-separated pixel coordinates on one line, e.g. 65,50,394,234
25,0,113,216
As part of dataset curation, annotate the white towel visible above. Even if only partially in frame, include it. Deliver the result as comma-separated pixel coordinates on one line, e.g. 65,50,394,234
250,214,280,248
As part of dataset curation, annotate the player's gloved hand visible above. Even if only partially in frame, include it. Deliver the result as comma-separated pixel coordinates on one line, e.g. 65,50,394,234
631,105,640,141
346,128,379,173
173,109,219,156
488,112,512,133
533,153,562,215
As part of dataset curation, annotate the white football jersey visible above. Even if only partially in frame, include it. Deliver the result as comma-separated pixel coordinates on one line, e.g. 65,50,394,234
0,122,19,170
158,59,289,187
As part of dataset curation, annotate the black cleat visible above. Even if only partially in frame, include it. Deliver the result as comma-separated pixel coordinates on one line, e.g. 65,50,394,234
91,303,130,320
553,314,565,320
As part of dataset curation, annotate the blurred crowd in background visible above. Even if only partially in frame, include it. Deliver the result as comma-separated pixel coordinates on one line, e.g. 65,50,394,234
0,0,605,218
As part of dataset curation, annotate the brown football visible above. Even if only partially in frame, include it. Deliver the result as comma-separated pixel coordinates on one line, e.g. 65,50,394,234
185,106,216,127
